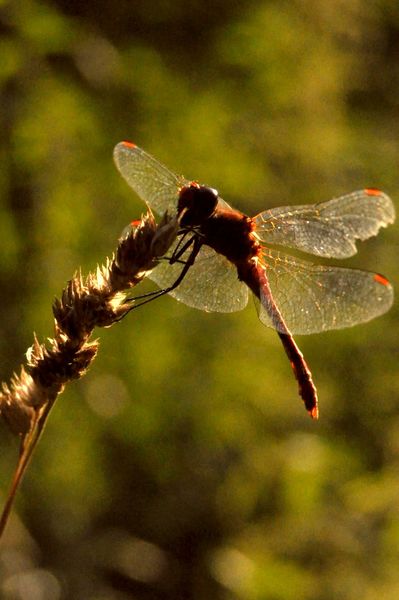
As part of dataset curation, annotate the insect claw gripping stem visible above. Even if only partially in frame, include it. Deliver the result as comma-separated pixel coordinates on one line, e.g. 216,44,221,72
124,227,201,310
123,234,203,312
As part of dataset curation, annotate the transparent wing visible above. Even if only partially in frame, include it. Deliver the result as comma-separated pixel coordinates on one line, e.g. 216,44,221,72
113,141,187,215
148,241,248,312
256,247,393,334
254,189,395,258
114,141,233,216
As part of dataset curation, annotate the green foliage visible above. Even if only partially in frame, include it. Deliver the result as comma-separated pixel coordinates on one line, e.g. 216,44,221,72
0,0,398,598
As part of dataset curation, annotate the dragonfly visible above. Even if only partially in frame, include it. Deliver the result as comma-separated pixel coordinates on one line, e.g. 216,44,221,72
113,141,395,418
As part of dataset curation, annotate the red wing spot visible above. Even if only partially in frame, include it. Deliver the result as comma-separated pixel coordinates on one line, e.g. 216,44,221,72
374,273,390,286
189,181,200,188
365,188,382,196
130,219,141,227
122,140,137,149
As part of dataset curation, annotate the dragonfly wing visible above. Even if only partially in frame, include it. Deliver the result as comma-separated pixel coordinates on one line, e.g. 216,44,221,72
256,248,393,334
114,142,234,217
114,142,188,215
255,189,395,258
148,242,249,313
216,196,233,210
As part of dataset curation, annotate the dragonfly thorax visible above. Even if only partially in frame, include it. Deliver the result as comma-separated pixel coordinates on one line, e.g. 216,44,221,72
178,184,219,227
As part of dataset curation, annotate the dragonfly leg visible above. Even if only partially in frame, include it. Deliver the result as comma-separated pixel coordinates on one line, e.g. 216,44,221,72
125,233,198,304
124,235,203,312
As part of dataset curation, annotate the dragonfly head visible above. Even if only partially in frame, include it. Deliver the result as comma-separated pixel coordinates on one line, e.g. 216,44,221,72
178,183,219,226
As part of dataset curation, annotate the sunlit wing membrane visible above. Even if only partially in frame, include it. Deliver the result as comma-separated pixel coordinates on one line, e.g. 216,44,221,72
148,242,248,312
211,196,233,211
256,248,393,334
114,141,233,215
113,141,187,215
254,189,395,258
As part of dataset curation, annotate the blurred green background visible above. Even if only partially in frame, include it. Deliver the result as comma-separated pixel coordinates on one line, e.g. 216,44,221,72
0,1,398,598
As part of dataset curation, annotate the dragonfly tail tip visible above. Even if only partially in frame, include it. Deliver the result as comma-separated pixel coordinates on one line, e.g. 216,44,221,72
309,406,319,420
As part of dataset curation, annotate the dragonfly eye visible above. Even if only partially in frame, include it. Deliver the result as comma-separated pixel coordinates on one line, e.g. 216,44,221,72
178,184,219,226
